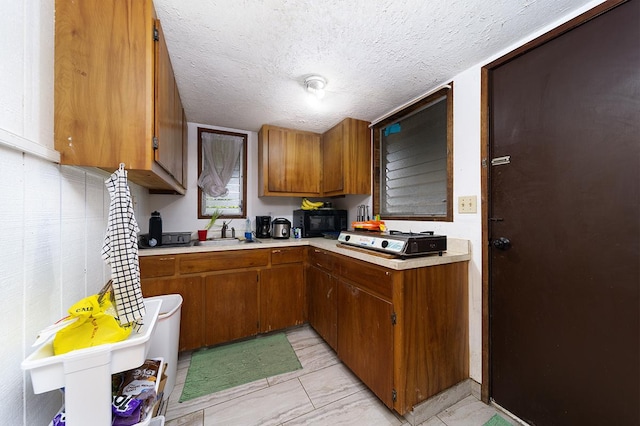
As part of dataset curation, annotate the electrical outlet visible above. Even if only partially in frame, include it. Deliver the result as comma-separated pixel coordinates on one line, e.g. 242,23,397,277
458,196,477,214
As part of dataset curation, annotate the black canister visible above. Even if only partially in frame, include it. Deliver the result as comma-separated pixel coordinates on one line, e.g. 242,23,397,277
149,211,163,246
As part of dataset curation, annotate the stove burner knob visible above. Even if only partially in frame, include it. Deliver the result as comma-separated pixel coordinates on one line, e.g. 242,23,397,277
344,235,351,241
381,240,389,248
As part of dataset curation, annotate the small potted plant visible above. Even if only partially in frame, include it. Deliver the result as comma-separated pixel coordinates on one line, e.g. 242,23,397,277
198,209,222,241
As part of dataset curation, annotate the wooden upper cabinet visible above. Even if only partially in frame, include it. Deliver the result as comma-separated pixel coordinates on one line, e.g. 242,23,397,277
54,0,185,194
258,125,322,197
155,20,185,188
258,119,371,197
322,118,371,196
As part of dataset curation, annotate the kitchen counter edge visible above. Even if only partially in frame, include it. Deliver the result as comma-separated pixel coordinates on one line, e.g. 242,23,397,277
138,238,471,270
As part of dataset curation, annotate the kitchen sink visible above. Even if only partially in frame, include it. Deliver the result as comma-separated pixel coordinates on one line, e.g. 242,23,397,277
193,238,242,247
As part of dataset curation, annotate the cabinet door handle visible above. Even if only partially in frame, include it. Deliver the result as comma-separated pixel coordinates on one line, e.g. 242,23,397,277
272,249,281,254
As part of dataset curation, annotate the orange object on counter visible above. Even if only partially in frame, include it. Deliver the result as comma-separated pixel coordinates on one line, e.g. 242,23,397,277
351,220,386,231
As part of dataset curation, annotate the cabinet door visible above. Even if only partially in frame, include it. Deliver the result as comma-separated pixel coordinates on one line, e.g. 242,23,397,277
260,126,322,196
54,0,153,167
155,19,184,184
322,118,371,196
338,279,394,408
260,264,305,333
343,118,372,195
322,122,344,194
307,264,337,351
141,276,204,352
204,271,259,346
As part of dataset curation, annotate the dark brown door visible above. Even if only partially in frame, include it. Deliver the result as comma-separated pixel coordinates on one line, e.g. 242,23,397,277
489,2,639,424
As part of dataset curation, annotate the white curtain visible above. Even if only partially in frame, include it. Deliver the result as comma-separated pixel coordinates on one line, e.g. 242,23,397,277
198,132,242,197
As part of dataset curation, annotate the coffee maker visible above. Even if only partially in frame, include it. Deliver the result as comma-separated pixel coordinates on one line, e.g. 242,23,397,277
256,216,271,238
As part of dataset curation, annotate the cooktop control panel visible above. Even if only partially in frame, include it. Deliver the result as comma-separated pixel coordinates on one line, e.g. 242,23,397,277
337,232,406,253
338,230,447,258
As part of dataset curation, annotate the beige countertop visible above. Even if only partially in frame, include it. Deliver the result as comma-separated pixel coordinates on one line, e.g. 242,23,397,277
139,237,470,270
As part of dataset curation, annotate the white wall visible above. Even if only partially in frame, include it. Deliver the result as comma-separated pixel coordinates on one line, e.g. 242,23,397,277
0,148,150,425
0,2,151,425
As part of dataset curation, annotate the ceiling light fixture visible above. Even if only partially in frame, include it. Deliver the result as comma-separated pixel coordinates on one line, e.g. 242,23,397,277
304,75,327,100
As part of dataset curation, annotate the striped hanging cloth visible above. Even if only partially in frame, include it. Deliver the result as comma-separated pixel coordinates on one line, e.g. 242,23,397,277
101,164,145,327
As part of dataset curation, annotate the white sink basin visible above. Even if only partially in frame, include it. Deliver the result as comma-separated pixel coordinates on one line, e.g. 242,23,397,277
194,238,241,247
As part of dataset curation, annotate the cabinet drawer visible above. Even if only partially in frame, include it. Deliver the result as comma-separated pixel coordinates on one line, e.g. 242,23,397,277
337,256,393,300
307,247,335,271
180,249,270,274
271,247,304,265
140,256,176,278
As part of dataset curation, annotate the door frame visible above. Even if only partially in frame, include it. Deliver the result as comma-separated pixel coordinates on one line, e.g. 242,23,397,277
479,0,628,403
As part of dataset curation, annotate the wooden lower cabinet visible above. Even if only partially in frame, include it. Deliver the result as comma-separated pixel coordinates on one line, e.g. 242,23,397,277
140,246,469,416
306,264,337,350
140,275,204,352
305,247,469,415
204,271,260,346
140,247,306,350
260,263,305,333
337,279,394,407
396,262,469,409
260,247,306,332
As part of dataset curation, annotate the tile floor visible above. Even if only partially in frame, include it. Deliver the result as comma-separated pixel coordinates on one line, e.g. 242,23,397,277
162,325,520,426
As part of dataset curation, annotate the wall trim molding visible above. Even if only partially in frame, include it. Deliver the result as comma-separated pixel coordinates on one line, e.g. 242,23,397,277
0,128,60,163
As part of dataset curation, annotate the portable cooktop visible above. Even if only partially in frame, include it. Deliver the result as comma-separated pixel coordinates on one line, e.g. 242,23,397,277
337,230,447,258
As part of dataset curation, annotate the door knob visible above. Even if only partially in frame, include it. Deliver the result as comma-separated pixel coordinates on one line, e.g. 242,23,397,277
492,237,511,250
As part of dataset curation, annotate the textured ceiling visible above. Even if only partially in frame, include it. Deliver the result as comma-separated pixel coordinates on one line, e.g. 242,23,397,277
153,0,595,133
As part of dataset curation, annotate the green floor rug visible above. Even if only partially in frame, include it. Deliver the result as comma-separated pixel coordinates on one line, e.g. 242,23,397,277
483,414,512,426
180,333,302,402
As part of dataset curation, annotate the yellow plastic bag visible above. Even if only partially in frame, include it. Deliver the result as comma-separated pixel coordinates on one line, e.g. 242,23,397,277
53,288,133,355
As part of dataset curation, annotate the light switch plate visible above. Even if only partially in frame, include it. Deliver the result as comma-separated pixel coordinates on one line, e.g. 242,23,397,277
458,196,477,214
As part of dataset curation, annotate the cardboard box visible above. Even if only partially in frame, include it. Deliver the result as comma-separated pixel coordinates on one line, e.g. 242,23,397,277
152,364,168,417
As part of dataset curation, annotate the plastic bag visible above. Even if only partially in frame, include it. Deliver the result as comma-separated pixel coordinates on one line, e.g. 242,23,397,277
112,359,161,425
53,283,133,355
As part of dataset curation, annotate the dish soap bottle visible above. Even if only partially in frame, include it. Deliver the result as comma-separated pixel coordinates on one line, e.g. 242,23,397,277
244,218,252,241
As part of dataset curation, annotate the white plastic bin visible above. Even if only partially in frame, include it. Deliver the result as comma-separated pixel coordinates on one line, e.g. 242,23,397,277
143,295,182,401
149,415,165,426
23,299,162,426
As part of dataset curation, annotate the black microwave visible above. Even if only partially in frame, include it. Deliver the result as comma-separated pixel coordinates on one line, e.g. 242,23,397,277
293,209,348,238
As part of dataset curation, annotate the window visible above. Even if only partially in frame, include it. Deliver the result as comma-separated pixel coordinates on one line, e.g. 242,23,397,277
373,85,453,221
197,128,247,219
